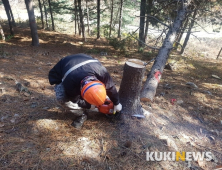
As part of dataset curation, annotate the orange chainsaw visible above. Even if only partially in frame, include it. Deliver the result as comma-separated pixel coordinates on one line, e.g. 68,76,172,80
98,99,114,114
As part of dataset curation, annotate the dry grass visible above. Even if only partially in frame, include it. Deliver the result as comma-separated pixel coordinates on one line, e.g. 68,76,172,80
0,26,222,170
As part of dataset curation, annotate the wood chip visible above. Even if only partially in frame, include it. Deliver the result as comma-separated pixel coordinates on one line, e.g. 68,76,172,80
212,75,221,79
151,121,157,127
24,92,30,97
197,159,206,168
214,165,222,170
208,136,215,141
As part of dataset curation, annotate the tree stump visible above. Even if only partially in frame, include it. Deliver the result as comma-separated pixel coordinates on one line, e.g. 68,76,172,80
119,59,145,116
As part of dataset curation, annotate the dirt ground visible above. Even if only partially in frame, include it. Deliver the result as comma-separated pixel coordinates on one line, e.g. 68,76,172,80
0,26,222,170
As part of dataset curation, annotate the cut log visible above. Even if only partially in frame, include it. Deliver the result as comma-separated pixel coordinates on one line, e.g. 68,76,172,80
119,59,145,115
140,0,190,102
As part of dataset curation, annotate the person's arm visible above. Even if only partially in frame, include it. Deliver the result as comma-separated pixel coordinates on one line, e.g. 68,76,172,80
106,85,119,105
102,73,122,113
96,66,120,105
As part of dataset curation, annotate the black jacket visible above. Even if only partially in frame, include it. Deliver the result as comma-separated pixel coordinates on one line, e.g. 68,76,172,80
48,54,119,108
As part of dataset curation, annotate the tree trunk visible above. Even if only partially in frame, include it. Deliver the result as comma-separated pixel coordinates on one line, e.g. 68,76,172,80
109,0,113,38
48,0,54,31
97,0,100,39
78,0,85,40
144,0,152,43
216,47,222,60
0,24,5,41
119,59,146,116
77,14,81,36
139,0,146,46
117,0,123,39
9,5,16,27
144,16,149,44
86,0,90,36
175,16,189,50
25,0,39,46
113,5,120,29
38,0,44,29
74,0,77,35
43,0,48,29
140,0,190,102
2,0,14,35
180,10,197,55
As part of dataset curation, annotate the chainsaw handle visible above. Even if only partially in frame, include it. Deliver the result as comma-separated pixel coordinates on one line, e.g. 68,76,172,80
98,99,114,114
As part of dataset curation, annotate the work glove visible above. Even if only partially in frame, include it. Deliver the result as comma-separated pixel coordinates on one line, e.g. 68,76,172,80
65,101,82,110
113,103,122,114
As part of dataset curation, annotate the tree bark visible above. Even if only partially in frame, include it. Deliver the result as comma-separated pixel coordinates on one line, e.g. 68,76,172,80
140,0,190,102
74,0,77,35
109,0,113,38
86,0,90,36
117,0,123,39
38,0,44,29
48,0,54,31
139,0,146,46
2,0,14,35
9,5,16,27
0,24,5,41
77,13,81,35
144,0,152,43
119,59,145,116
97,0,100,39
180,10,197,55
25,0,39,46
78,0,85,40
43,0,48,29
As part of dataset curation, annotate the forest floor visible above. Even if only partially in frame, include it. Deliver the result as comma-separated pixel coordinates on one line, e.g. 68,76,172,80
0,26,222,170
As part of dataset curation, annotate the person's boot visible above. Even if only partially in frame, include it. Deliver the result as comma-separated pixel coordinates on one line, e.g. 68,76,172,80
71,113,87,129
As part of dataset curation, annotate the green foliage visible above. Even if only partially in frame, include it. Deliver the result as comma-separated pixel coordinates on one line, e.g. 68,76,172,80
101,24,110,37
108,37,124,50
107,32,138,53
90,27,98,37
138,47,144,53
144,51,156,58
50,0,73,15
85,48,99,54
6,35,14,41
121,9,134,28
213,27,221,33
